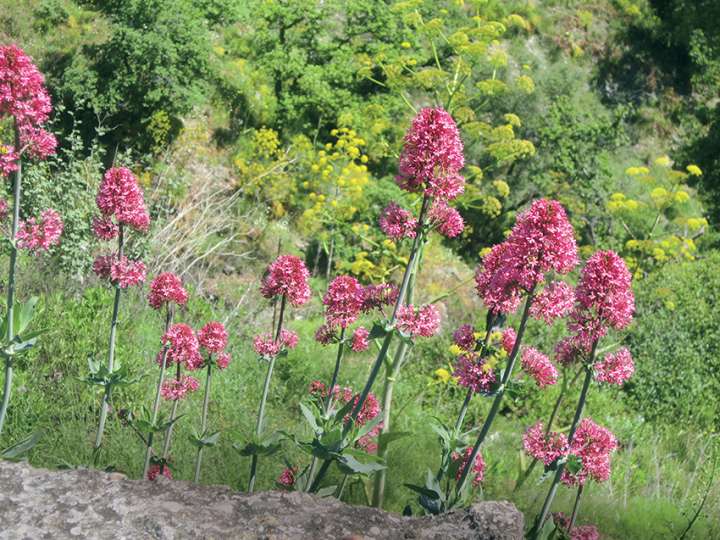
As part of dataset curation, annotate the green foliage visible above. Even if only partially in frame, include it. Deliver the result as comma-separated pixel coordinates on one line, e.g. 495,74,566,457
57,0,211,150
626,250,720,429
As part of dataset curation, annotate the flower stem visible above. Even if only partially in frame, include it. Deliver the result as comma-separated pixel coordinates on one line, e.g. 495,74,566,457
371,339,408,507
324,327,347,414
248,294,286,492
0,124,22,438
143,306,173,478
161,362,181,459
454,291,535,501
569,484,584,531
305,328,348,491
193,360,213,483
530,342,598,539
93,225,125,462
310,196,430,494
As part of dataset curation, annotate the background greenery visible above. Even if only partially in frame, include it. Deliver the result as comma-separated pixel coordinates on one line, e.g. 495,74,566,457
1,1,719,538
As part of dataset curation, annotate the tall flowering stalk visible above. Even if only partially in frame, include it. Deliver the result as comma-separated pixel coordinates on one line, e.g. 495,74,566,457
452,199,579,503
159,323,202,460
529,250,634,538
142,272,188,478
246,254,309,492
0,45,60,437
304,275,371,489
310,107,464,495
193,321,231,483
91,167,149,459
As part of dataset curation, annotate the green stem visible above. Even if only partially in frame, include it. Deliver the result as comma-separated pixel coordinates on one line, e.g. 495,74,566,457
531,342,598,539
93,224,125,460
335,473,349,500
0,124,22,438
309,196,431,494
370,340,407,507
193,361,213,483
454,291,535,500
324,327,347,414
161,362,181,459
248,295,287,492
569,484,584,531
142,306,173,478
305,328,348,491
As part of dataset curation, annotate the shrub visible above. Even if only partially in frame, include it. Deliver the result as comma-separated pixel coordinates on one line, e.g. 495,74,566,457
626,250,720,429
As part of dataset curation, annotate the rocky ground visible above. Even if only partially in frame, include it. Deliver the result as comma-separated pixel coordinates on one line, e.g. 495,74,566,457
0,461,523,539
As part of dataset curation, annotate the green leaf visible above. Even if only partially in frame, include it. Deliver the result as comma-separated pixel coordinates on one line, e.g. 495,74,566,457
537,515,558,540
405,483,441,500
377,431,411,448
299,402,320,433
368,322,389,340
316,485,338,498
16,297,39,335
354,413,382,442
233,439,281,457
336,453,386,475
1,431,43,461
565,454,583,475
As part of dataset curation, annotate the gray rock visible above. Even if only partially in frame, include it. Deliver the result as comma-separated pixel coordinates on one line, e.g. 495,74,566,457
0,461,523,539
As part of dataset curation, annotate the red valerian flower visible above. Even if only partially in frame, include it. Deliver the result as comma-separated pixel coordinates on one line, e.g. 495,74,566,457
161,323,201,370
379,202,417,240
561,418,618,487
452,447,485,486
351,326,370,352
16,208,63,252
428,200,464,238
530,281,575,325
323,275,365,328
0,45,52,126
96,167,150,232
396,304,441,338
277,466,298,488
521,347,558,388
594,347,634,386
455,353,496,394
146,463,172,481
475,200,578,314
397,107,465,200
160,375,200,400
198,321,228,353
260,254,311,307
148,272,188,310
522,421,568,466
92,255,146,288
453,324,476,351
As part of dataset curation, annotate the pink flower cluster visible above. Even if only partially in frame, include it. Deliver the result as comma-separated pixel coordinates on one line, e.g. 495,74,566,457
397,107,465,201
323,275,365,328
351,326,369,352
198,321,228,353
95,167,150,232
0,45,56,170
455,353,496,394
277,466,297,488
453,447,485,486
361,283,399,313
0,145,19,177
502,327,517,355
530,281,575,325
146,463,172,481
554,336,590,366
260,255,311,307
553,513,600,540
379,202,417,240
594,347,634,385
396,304,441,338
92,254,147,288
475,199,578,314
148,272,188,310
562,418,618,486
161,323,202,370
253,330,298,358
16,208,63,252
428,200,464,238
524,418,617,486
453,324,476,351
0,198,8,221
522,422,568,466
314,323,338,345
160,375,200,401
570,250,634,347
521,347,558,388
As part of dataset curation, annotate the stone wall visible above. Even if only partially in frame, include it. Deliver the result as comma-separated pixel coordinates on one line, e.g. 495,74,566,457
0,461,523,539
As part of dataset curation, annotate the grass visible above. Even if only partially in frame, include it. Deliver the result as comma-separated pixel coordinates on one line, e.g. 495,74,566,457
0,265,718,539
